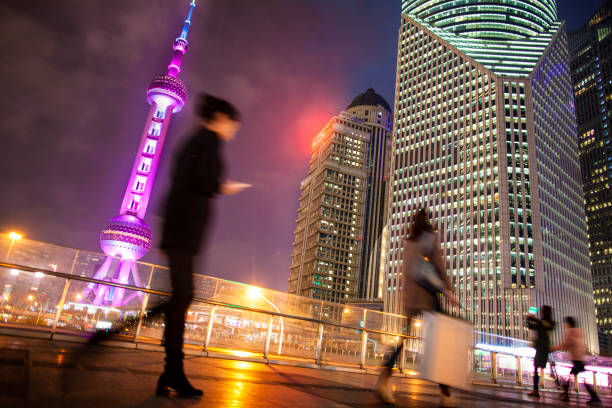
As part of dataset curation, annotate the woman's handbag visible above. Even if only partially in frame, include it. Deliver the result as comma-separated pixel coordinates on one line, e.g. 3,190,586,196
413,255,445,295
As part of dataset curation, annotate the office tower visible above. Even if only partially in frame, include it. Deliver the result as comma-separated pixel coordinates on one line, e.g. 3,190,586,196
386,0,598,351
82,2,197,307
289,89,392,304
568,0,612,354
346,90,393,301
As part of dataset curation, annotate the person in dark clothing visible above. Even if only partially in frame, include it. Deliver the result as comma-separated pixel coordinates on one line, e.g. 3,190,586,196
155,94,249,398
526,305,555,399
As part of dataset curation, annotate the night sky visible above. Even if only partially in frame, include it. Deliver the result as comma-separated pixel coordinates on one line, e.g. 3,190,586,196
0,0,605,292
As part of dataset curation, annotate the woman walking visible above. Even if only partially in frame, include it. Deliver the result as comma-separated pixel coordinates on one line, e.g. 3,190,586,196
551,317,601,405
376,208,459,407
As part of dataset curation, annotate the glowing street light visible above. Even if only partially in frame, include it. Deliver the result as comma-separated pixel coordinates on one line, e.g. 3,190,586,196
6,231,23,260
246,285,284,355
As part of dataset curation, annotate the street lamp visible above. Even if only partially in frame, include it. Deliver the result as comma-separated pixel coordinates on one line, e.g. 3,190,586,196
6,232,23,260
248,286,284,355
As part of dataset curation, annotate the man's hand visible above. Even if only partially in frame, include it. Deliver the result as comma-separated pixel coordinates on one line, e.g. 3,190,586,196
220,181,251,195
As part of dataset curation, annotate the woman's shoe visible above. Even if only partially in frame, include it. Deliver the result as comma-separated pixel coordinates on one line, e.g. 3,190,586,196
156,370,203,398
375,376,395,405
560,392,569,402
440,393,455,407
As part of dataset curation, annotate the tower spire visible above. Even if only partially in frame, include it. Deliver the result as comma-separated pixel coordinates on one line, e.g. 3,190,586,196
179,1,196,42
168,1,196,77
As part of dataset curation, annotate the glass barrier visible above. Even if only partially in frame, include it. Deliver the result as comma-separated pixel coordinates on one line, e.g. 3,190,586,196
0,266,67,329
3,234,612,392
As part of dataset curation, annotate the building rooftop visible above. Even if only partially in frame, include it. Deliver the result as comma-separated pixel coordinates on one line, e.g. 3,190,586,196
347,88,391,112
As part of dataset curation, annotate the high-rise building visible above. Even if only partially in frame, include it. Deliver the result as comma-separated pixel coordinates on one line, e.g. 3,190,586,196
288,90,392,304
82,2,197,307
346,90,393,301
568,0,612,354
386,0,598,351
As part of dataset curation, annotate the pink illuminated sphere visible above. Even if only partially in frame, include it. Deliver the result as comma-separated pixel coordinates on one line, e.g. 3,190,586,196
146,75,186,112
100,215,152,260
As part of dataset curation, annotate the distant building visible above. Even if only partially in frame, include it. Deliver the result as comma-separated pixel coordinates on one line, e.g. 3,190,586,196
385,0,598,352
346,89,393,301
568,0,612,354
288,89,392,304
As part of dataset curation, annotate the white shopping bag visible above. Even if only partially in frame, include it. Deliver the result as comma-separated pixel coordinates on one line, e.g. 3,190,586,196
418,311,473,390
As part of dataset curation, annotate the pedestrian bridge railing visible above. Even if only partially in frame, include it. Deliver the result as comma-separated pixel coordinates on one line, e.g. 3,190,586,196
0,234,611,394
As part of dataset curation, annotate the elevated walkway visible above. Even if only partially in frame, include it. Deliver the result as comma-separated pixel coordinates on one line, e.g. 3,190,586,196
2,335,609,408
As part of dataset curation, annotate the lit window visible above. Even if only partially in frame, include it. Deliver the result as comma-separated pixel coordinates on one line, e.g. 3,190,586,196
144,140,158,155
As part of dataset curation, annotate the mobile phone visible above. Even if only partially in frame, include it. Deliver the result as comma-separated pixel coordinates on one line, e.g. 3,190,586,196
528,306,538,315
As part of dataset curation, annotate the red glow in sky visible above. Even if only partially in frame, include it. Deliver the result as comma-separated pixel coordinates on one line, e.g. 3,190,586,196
292,103,337,157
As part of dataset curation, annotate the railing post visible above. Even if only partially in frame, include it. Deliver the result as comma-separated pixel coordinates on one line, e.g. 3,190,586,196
609,373,612,394
204,306,216,351
400,338,407,373
360,330,368,369
315,323,324,365
133,293,149,343
50,250,79,339
50,279,71,339
134,265,155,343
264,316,273,360
359,309,368,369
574,374,579,393
516,356,522,386
491,352,497,384
593,371,598,394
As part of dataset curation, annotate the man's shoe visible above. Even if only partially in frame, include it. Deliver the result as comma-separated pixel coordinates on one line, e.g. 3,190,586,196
587,396,602,405
156,369,203,398
528,390,540,399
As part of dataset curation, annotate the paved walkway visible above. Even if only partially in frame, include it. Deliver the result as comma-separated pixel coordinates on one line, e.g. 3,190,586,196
0,335,609,408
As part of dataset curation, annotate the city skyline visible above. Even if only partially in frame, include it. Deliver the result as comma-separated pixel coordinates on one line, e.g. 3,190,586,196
0,0,606,293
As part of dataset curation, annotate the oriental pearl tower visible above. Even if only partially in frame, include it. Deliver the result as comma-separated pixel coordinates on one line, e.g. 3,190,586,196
83,1,197,307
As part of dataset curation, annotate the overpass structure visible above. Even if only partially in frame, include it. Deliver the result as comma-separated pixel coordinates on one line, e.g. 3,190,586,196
1,234,611,403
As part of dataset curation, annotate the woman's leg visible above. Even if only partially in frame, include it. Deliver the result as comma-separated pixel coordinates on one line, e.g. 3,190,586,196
383,342,404,376
533,367,540,392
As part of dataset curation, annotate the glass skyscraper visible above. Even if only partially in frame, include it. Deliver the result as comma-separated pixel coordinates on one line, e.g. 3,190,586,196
386,0,598,351
568,1,612,354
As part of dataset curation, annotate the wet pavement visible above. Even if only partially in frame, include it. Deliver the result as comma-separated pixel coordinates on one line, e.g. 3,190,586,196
0,335,610,408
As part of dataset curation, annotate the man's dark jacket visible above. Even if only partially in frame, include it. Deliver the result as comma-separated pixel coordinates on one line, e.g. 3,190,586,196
161,127,224,254
527,315,555,368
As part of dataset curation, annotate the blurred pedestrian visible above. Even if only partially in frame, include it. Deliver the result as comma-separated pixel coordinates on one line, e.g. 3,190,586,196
155,93,249,398
376,208,459,407
526,305,555,399
551,316,601,405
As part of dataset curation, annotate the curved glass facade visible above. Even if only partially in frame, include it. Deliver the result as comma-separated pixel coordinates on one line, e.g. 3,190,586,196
402,0,557,40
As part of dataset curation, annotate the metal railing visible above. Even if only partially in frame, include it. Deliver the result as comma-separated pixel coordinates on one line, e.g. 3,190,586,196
1,235,611,394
